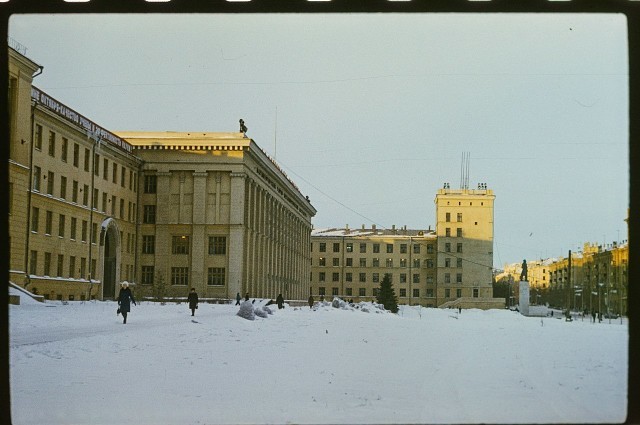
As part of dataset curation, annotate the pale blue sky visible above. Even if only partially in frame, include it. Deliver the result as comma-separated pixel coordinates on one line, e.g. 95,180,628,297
9,13,629,268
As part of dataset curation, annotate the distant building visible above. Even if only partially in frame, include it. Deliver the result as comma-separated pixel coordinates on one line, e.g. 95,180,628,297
8,47,315,302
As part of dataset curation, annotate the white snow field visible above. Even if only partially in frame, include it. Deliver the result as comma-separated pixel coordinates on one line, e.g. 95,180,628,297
9,292,628,425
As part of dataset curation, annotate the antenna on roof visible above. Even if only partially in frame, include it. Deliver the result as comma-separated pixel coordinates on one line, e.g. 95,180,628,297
460,152,470,189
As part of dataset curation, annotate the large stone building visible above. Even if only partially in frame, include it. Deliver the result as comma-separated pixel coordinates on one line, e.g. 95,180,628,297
8,47,316,302
310,185,503,309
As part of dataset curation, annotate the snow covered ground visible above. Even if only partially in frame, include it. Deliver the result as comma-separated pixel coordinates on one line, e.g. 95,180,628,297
9,290,628,424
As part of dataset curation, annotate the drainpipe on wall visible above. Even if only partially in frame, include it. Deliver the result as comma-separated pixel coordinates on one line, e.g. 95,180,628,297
23,102,37,290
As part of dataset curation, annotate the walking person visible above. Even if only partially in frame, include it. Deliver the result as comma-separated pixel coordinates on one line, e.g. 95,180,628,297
276,293,285,310
117,281,136,324
308,295,314,309
235,292,241,306
188,288,199,316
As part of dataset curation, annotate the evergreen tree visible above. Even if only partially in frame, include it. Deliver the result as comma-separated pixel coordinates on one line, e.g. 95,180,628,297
376,273,399,313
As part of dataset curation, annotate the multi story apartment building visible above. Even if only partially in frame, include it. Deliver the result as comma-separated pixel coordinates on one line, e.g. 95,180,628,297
310,225,437,306
8,47,315,302
311,185,503,309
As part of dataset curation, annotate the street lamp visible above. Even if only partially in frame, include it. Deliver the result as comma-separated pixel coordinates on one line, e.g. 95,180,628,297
598,282,604,323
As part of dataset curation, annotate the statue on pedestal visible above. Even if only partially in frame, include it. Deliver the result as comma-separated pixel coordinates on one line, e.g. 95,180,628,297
520,259,528,281
239,119,248,135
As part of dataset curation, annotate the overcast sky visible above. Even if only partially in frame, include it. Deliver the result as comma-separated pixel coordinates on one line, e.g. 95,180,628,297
9,13,629,268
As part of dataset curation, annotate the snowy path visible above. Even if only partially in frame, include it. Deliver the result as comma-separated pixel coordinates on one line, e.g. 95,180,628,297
10,301,628,424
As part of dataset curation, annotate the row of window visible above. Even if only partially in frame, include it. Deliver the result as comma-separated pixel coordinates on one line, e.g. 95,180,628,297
315,287,479,299
314,257,436,268
313,242,435,254
140,265,225,286
445,212,464,222
313,272,436,284
29,250,94,279
140,235,227,255
32,168,136,222
34,124,137,190
29,207,135,253
444,228,464,237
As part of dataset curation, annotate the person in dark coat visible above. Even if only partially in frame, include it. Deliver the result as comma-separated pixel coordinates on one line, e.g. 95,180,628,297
188,288,199,316
117,281,136,324
244,293,250,302
276,293,284,309
235,292,241,306
308,295,314,309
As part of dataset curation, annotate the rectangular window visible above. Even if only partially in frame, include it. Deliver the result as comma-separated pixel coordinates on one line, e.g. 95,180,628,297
72,180,78,203
386,244,393,253
359,243,366,253
427,244,434,254
386,258,393,268
133,172,137,192
346,243,353,253
346,258,353,267
94,153,100,176
359,288,366,296
61,138,68,162
103,158,109,180
80,257,86,278
141,266,155,285
413,259,420,268
400,244,407,254
445,258,451,268
92,223,98,244
81,220,88,242
129,170,133,190
457,243,463,253
333,258,339,267
426,288,434,297
57,254,64,277
400,273,407,283
69,256,76,278
120,199,125,218
457,213,463,222
111,196,116,216
102,192,108,212
208,267,226,286
144,175,157,193
319,257,326,267
171,267,189,286
413,288,420,298
445,212,451,222
373,288,379,297
318,287,326,296
45,210,53,234
121,167,126,187
427,259,434,268
399,288,407,297
73,143,79,167
58,214,65,237
445,228,451,237
47,171,54,195
372,258,379,267
413,244,421,254
457,273,463,283
44,252,51,276
28,250,39,275
333,243,340,253
319,243,326,252
319,272,325,282
209,236,227,255
31,207,39,232
345,273,352,282
359,258,366,267
457,258,463,268
457,228,463,237
359,273,366,283
48,131,56,156
332,287,339,296
372,273,379,283
83,184,89,206
445,273,451,284
445,243,451,252
84,148,90,172
345,287,353,296
142,235,155,254
456,289,462,298
413,273,420,284
128,201,132,221
445,288,450,298
473,288,479,298
373,244,380,253
35,124,42,150
70,217,77,240
32,166,41,191
93,188,99,209
332,273,339,282
172,236,190,254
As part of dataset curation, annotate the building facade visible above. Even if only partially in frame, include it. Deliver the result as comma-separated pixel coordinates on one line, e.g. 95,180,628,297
8,47,316,302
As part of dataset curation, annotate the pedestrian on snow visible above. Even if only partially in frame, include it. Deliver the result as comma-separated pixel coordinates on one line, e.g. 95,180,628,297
118,281,136,324
188,288,199,316
276,293,284,309
308,295,314,309
235,292,241,306
245,293,250,302
591,310,596,323
458,307,462,314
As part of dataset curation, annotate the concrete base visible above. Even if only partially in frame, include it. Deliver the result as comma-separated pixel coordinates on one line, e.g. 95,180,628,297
519,281,530,316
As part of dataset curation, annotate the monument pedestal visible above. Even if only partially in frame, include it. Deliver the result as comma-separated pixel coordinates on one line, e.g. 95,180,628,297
518,280,530,316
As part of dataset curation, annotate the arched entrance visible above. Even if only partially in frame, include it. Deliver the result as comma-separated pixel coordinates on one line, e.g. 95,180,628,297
100,218,120,300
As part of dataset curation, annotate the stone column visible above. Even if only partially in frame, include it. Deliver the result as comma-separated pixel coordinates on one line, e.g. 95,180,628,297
191,172,208,292
228,172,246,299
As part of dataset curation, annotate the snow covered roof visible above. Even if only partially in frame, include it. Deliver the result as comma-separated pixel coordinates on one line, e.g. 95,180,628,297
312,227,436,238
